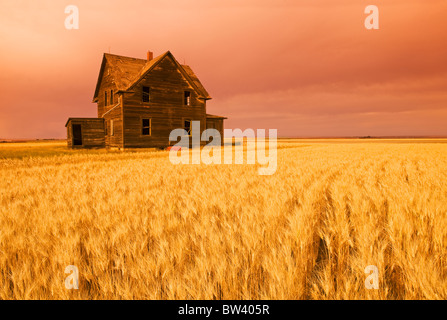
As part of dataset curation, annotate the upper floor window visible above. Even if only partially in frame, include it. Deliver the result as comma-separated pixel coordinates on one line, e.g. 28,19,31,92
105,91,108,106
142,86,150,103
110,90,114,105
184,91,191,106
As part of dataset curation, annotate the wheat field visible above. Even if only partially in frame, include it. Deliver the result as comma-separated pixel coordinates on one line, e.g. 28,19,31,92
0,139,446,299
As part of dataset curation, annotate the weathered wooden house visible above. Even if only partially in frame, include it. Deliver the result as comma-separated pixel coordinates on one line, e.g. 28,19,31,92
66,50,226,148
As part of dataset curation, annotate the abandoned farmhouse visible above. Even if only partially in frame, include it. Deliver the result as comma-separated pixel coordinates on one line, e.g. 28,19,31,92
66,50,226,148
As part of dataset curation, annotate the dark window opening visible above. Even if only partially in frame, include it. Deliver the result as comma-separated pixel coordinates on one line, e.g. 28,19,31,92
142,118,151,135
184,91,191,106
105,91,108,106
72,124,82,146
110,90,114,105
184,120,191,135
142,86,150,103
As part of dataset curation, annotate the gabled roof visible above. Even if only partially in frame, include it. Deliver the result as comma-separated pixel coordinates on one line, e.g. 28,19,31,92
93,51,211,102
93,53,146,102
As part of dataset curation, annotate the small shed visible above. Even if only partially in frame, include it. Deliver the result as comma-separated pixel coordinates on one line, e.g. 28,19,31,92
206,114,227,145
65,118,105,148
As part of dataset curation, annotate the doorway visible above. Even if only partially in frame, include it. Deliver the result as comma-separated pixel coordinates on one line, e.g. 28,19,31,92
72,124,82,146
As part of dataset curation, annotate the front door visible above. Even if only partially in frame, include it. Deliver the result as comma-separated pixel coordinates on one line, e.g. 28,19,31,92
72,124,82,146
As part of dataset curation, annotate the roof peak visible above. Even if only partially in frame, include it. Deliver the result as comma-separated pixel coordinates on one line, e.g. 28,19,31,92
104,51,171,62
102,51,193,68
93,50,211,100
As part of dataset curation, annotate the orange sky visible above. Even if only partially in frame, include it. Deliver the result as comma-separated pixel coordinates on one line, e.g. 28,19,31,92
1,0,446,138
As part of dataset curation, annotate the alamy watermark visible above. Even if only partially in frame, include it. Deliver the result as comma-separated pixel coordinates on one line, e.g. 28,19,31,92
64,5,79,30
64,5,379,30
65,265,79,289
365,265,379,289
364,5,379,30
168,121,277,175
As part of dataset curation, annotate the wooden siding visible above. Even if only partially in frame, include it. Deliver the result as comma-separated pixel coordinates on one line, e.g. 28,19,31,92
77,51,226,149
103,96,124,148
93,57,124,148
122,55,207,148
97,62,118,118
66,119,105,149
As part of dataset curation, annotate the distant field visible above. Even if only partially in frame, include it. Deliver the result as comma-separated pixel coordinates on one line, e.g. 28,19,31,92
0,139,446,299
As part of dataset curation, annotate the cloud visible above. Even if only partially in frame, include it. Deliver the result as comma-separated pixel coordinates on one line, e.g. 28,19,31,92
0,0,446,138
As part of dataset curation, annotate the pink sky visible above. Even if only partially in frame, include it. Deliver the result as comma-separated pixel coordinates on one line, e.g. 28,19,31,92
1,0,446,138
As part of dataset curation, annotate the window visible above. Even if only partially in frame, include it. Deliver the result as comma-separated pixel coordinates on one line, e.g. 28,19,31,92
184,91,191,106
142,86,150,102
105,91,108,106
142,118,151,136
110,120,114,136
184,120,191,136
110,90,114,105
